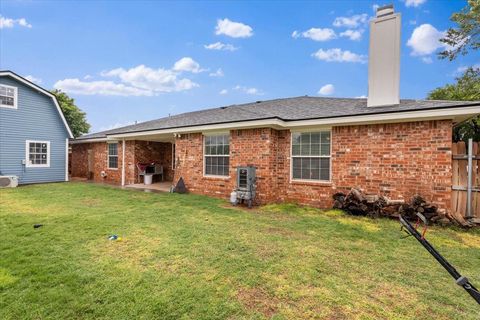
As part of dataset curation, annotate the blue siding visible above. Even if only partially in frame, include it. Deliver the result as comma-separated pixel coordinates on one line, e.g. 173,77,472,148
0,76,69,184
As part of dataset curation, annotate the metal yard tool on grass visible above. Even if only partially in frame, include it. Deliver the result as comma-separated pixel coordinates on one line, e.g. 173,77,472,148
399,214,480,304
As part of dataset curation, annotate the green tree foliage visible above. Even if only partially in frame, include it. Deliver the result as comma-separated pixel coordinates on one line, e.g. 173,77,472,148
439,0,480,60
428,68,480,142
52,90,90,137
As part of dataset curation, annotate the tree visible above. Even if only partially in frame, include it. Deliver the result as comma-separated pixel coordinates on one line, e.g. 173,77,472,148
428,67,480,142
439,0,480,60
52,90,90,137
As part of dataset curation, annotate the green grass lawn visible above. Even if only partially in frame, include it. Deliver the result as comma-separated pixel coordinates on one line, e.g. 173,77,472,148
1,182,479,319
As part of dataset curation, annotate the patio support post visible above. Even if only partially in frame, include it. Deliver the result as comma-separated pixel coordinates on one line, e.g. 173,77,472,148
121,139,126,186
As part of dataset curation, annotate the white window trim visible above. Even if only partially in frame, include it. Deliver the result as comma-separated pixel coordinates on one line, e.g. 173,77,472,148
0,84,18,109
290,130,332,183
107,142,119,170
203,133,230,178
25,140,50,168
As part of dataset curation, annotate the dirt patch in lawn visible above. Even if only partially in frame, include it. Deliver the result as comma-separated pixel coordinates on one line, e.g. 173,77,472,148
236,287,280,318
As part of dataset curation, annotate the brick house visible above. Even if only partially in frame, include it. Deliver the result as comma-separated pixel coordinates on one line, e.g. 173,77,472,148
70,6,480,212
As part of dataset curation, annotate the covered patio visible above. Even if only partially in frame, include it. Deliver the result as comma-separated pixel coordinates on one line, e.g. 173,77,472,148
70,131,176,188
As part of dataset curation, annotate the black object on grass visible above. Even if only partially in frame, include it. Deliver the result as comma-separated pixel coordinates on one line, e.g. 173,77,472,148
173,177,187,194
33,224,43,229
400,214,480,304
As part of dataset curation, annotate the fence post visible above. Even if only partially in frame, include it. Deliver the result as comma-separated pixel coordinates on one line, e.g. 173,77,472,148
467,138,473,218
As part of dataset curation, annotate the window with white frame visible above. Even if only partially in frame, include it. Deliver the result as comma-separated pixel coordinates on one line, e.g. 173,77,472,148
26,140,50,167
0,85,17,109
291,131,331,181
204,134,229,176
108,143,118,169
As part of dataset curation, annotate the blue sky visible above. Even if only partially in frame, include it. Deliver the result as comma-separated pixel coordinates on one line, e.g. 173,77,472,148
1,0,477,133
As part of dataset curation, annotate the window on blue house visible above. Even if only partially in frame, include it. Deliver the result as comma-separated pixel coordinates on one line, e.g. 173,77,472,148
26,140,50,167
0,85,17,109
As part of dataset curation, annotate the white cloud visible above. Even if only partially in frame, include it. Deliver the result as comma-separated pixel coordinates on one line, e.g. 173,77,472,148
372,4,380,12
312,48,367,63
219,89,228,95
234,85,263,95
53,79,153,96
355,95,367,98
172,57,205,73
204,42,238,51
103,64,199,93
405,0,427,8
407,24,447,56
421,57,433,64
25,75,42,84
84,75,93,80
339,29,363,41
292,28,336,41
215,18,253,38
333,14,368,28
209,68,224,77
57,61,202,96
0,16,32,29
318,84,335,96
456,64,480,74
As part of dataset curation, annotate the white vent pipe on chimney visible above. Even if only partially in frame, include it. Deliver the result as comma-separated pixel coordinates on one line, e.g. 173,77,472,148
367,4,401,107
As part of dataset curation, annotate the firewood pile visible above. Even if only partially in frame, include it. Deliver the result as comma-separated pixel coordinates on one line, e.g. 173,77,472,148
332,188,456,226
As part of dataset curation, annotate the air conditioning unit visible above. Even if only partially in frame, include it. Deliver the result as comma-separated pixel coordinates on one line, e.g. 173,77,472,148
0,176,19,188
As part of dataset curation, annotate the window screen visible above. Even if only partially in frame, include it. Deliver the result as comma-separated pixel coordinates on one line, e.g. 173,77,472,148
108,143,118,169
292,131,331,181
204,134,229,176
27,141,49,166
0,85,16,108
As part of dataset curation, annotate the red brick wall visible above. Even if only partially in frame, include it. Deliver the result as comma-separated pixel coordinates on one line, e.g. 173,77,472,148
72,120,452,211
71,140,173,185
173,120,453,210
280,120,452,209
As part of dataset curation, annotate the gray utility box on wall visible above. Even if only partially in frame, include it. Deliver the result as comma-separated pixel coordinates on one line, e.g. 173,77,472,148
236,166,256,208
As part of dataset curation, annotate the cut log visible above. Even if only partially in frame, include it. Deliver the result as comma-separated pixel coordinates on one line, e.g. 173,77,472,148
332,188,458,226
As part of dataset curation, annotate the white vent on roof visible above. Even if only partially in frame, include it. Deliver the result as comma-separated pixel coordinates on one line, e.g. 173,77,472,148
367,4,401,107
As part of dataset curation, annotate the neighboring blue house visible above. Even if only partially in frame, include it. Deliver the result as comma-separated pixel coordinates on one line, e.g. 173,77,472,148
0,71,73,184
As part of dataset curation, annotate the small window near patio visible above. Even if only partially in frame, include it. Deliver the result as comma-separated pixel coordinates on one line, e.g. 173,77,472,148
108,143,118,169
204,134,229,176
291,131,331,181
0,85,17,109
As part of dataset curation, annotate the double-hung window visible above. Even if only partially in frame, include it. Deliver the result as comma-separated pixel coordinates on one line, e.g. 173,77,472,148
291,131,331,181
0,84,17,109
26,140,50,167
204,134,229,176
108,143,118,169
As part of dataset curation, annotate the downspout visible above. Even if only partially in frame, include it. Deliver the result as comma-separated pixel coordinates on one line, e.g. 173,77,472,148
121,139,126,186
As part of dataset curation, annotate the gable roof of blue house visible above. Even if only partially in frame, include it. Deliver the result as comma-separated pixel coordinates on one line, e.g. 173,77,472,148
0,71,73,184
0,71,73,139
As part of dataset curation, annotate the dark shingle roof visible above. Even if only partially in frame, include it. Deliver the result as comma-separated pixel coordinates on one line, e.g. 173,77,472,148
76,96,480,140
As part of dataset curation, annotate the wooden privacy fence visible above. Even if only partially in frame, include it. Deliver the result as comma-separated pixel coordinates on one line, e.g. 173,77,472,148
452,140,480,221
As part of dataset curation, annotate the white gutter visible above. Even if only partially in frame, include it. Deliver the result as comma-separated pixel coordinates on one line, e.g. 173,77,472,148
70,137,108,144
106,105,480,140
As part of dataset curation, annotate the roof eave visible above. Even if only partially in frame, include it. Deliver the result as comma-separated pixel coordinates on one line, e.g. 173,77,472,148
99,104,480,141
